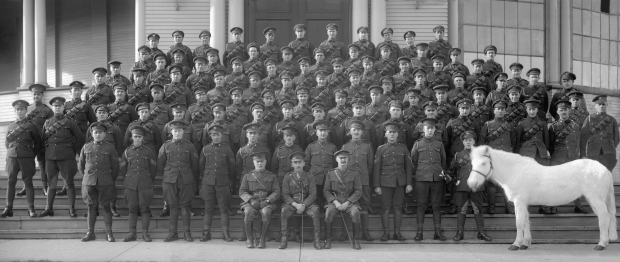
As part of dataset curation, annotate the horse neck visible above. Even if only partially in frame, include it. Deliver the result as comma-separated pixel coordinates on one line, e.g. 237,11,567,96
488,149,520,186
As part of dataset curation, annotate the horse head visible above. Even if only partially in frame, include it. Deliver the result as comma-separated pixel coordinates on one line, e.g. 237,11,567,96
468,145,493,192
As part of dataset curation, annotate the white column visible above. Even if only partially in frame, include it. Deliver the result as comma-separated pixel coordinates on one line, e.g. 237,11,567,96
447,0,459,47
351,0,369,43
560,0,572,73
210,0,226,54
547,0,561,82
135,0,146,61
34,0,47,86
22,0,35,88
370,0,386,45
228,0,244,42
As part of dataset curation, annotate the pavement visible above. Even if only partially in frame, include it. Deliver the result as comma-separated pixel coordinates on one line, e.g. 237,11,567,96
0,240,619,262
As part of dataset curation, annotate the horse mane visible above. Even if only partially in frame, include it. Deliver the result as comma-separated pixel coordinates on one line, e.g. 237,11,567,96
472,145,540,167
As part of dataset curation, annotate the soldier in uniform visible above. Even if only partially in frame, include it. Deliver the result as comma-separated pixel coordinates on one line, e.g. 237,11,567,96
346,68,371,105
344,44,363,74
447,72,470,106
1,100,42,218
158,120,200,242
359,56,381,94
272,125,304,183
392,57,415,101
568,91,589,126
128,68,153,105
244,43,264,76
125,103,163,153
327,89,353,124
227,57,250,90
402,31,418,59
237,123,272,189
309,49,334,75
327,58,350,91
374,28,401,61
427,55,451,91
193,30,212,58
199,125,236,242
108,83,139,137
147,33,165,62
413,43,433,73
353,27,375,58
129,46,156,83
186,55,215,91
306,102,339,148
339,98,378,149
288,24,315,63
262,89,284,127
240,102,272,151
507,62,529,88
485,72,509,107
581,95,619,172
404,88,426,128
377,101,413,148
205,48,228,75
227,87,251,153
271,100,307,149
467,59,494,94
411,118,448,241
167,30,194,69
120,125,157,242
433,84,459,126
207,69,232,107
522,68,548,121
470,86,493,131
412,101,449,145
79,122,119,242
64,81,96,137
147,53,171,86
87,67,115,108
412,68,435,105
223,27,249,68
319,23,347,63
245,70,264,105
292,57,316,91
323,150,363,250
374,122,413,241
165,64,195,106
162,104,200,151
279,152,323,250
148,83,174,132
366,85,389,127
549,100,590,214
442,48,470,76
277,46,300,77
374,44,397,77
293,86,314,126
239,151,280,249
448,131,492,241
185,85,213,145
168,50,194,83
428,26,452,65
262,59,282,91
201,104,234,162
482,45,503,80
304,120,338,207
105,61,132,87
261,27,281,63
550,72,580,120
506,85,527,129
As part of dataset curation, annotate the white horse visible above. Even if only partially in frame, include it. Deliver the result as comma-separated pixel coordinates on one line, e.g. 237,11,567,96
467,145,617,251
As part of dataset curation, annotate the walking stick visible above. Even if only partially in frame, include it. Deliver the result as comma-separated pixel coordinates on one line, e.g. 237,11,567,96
300,186,304,247
332,192,353,246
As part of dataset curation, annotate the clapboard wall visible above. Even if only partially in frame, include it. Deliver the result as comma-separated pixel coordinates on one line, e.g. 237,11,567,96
386,0,449,46
144,0,211,52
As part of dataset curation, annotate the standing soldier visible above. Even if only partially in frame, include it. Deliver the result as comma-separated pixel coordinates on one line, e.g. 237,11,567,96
169,50,194,82
128,68,153,105
404,88,426,129
185,85,213,145
129,46,156,83
428,26,452,65
262,89,284,127
374,45,397,77
327,89,353,124
79,122,119,242
193,30,212,58
292,57,316,91
467,59,493,94
568,91,589,126
327,58,350,91
411,101,449,145
482,45,503,80
305,120,338,207
522,68,548,121
309,49,334,74
108,83,139,137
305,102,340,149
261,27,281,63
550,72,581,121
205,48,228,75
186,55,215,91
377,101,413,148
272,125,304,183
199,125,236,242
319,23,347,63
271,100,307,149
485,72,509,107
167,30,194,68
279,152,323,250
207,69,232,107
162,104,200,150
402,31,418,59
244,43,264,76
105,61,132,87
227,87,251,152
339,98,377,148
240,103,272,151
263,59,283,91
414,43,433,73
507,62,529,89
245,70,264,104
120,126,157,242
87,68,115,108
427,55,451,90
412,68,434,105
226,57,250,90
442,48,470,76
166,64,195,106
147,53,171,86
239,151,280,249
470,87,493,132
293,86,314,126
374,28,402,61
581,95,619,172
344,44,363,74
223,27,249,68
147,33,165,61
125,103,163,153
323,150,363,250
366,85,389,127
433,84,459,126
359,56,380,94
392,57,415,101
64,81,96,138
505,85,527,129
158,120,200,242
236,123,272,191
41,97,84,218
2,100,42,218
148,84,174,132
288,24,314,63
277,46,300,77
353,27,375,58
202,103,234,149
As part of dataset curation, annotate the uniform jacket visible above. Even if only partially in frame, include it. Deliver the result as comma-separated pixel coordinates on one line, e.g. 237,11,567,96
240,120,272,150
236,143,271,179
412,121,449,148
120,144,157,190
443,62,470,76
79,141,120,186
5,119,42,158
342,139,374,186
373,142,412,187
276,61,301,77
324,167,362,204
411,137,447,182
206,86,231,107
319,38,347,63
64,98,96,134
225,72,250,90
226,104,250,143
353,40,375,58
428,39,452,64
522,85,548,120
288,38,315,63
271,143,304,177
202,119,234,147
164,82,195,106
515,116,550,159
85,121,124,154
305,120,339,147
580,113,620,157
377,118,413,147
261,42,281,63
200,143,236,186
124,119,163,152
28,102,54,131
185,102,213,131
223,41,249,67
107,101,139,133
185,71,215,91
447,149,474,192
549,118,581,164
147,68,171,86
148,100,174,131
467,73,493,94
446,115,481,156
549,87,580,121
282,171,316,206
339,116,378,149
374,41,402,60
239,169,280,204
104,74,131,87
304,140,337,186
157,139,199,185
126,82,153,105
43,115,84,160
167,43,194,68
271,118,307,149
482,60,503,81
479,117,516,153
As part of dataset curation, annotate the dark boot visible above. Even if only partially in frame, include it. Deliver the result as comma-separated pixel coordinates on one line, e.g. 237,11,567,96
574,206,590,214
56,186,67,196
433,225,447,241
352,222,361,250
40,188,56,217
28,206,38,218
312,215,322,250
69,206,77,218
324,221,332,249
164,208,179,242
279,215,289,249
0,207,14,218
393,210,405,241
448,204,458,215
124,212,138,242
453,213,465,241
258,220,270,249
201,213,212,242
123,232,137,242
141,211,152,242
245,219,254,248
182,208,193,242
159,203,170,217
380,211,389,241
221,213,233,242
549,206,557,214
67,185,77,217
487,205,496,214
475,214,492,241
415,205,425,241
361,214,373,241
367,206,379,215
538,206,550,214
104,209,115,242
81,207,97,242
184,230,194,242
200,230,211,242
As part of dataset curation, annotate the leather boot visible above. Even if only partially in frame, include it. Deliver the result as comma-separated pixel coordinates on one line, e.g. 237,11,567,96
380,211,390,241
352,222,361,250
312,215,322,250
103,207,114,242
323,221,332,249
201,212,212,242
221,213,233,242
393,210,405,241
414,205,425,241
245,219,254,248
0,207,14,218
159,203,170,217
453,213,465,241
182,208,193,242
475,214,492,241
67,185,77,217
40,188,56,217
433,225,447,241
81,207,97,242
56,186,67,196
124,213,138,242
123,232,137,242
141,211,152,242
549,206,557,214
28,206,38,218
238,223,247,241
69,206,77,218
361,214,373,241
15,188,26,196
164,208,179,242
338,216,349,241
258,220,270,249
279,214,289,249
184,230,194,242
574,206,590,214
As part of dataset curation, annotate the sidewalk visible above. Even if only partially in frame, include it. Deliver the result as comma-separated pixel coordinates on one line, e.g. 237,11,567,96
0,239,619,262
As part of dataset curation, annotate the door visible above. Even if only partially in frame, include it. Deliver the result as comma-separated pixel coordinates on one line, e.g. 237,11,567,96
245,0,351,48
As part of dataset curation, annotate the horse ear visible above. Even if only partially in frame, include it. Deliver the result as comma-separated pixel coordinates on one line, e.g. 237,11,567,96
484,146,489,155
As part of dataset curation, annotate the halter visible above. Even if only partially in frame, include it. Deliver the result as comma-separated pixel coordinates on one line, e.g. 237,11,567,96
471,154,493,180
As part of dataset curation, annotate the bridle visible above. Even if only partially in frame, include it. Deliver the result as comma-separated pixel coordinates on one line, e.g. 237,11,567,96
471,154,493,180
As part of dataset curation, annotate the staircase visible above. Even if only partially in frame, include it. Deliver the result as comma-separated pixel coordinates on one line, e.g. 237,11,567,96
1,173,619,244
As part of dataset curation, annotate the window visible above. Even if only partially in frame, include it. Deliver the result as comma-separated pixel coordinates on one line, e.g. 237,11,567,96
601,0,610,14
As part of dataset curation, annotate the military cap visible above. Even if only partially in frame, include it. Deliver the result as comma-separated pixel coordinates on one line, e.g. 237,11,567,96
326,23,338,31
95,104,109,112
592,95,607,104
433,84,449,92
452,71,466,80
507,85,522,93
49,97,66,105
421,117,438,127
483,45,497,54
135,102,150,111
456,98,473,108
378,43,392,51
137,45,152,52
129,125,147,136
147,33,160,40
351,98,366,107
168,120,187,129
448,48,462,55
313,48,325,55
380,75,394,84
431,55,445,63
264,58,278,67
113,83,128,91
361,55,375,63
311,102,327,111
297,57,311,65
230,27,243,34
170,103,187,111
384,121,401,132
471,86,487,94
331,58,344,65
149,83,164,91
246,42,259,52
357,26,369,34
199,30,211,38
279,70,294,79
153,53,167,61
211,103,226,111
333,89,348,97
567,90,584,99
347,68,363,76
208,124,224,134
248,70,263,79
526,68,541,76
509,62,523,70
348,43,361,51
92,67,108,75
381,27,394,36
206,48,220,55
314,70,329,78
171,30,185,37
280,46,294,53
193,55,208,63
523,98,540,107
229,87,244,95
131,68,147,75
212,69,226,78
296,86,310,95
171,49,186,56
243,122,261,133
313,120,331,130
406,88,422,96
416,43,429,50
294,24,306,31
555,100,571,109
349,120,365,130
90,122,108,132
433,25,445,33
471,58,485,65
423,101,439,110
561,71,577,81
108,61,122,66
397,56,411,64
492,100,508,109
389,100,404,109
12,100,29,109
250,151,268,161
403,31,416,39
460,130,477,141
334,149,351,157
369,85,384,94
263,27,276,35
229,56,244,65
280,125,298,136
261,89,275,97
289,151,306,161
279,99,295,109
494,72,509,81
413,68,427,76
168,64,183,73
250,102,265,111
69,81,85,89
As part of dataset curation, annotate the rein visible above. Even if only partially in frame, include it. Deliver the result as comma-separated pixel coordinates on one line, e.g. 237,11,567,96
471,154,493,180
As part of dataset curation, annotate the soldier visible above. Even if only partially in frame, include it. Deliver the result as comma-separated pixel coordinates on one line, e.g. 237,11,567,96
359,56,380,93
205,48,228,75
2,100,42,218
105,61,132,87
404,88,426,128
226,57,250,90
467,59,494,94
323,149,363,250
128,68,153,105
306,102,339,147
262,59,283,91
392,57,415,101
344,44,363,74
129,46,156,83
277,46,300,77
549,100,590,214
470,87,493,130
374,44,398,77
374,28,401,61
507,62,529,88
482,45,503,81
125,103,163,153
442,48,470,77
412,68,434,105
86,67,115,108
272,125,304,183
550,72,581,121
319,23,347,63
309,49,334,74
193,30,212,58
165,64,195,106
272,100,307,148
223,27,249,68
261,27,281,63
522,68,548,121
339,98,378,149
244,43,264,76
377,101,413,148
412,101,449,146
506,85,527,129
448,131,492,242
158,120,200,242
327,58,350,91
147,53,171,86
262,89,284,127
120,125,157,242
167,30,194,68
185,85,214,144
485,72,509,107
353,27,375,58
79,122,119,242
186,55,215,91
239,151,280,249
288,24,315,63
327,89,353,124
413,43,433,73
201,104,234,158
64,81,96,137
411,118,447,241
108,83,139,137
293,86,314,126
162,104,199,150
237,123,272,188
479,100,515,214
148,83,174,132
366,85,389,127
207,69,232,107
292,57,316,91
305,120,338,207
227,87,251,152
427,55,451,90
279,152,323,250
433,84,459,126
240,102,272,150
581,95,619,172
568,91,589,126
245,70,264,105
428,26,452,65
147,33,166,61
199,125,236,242
402,31,418,59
